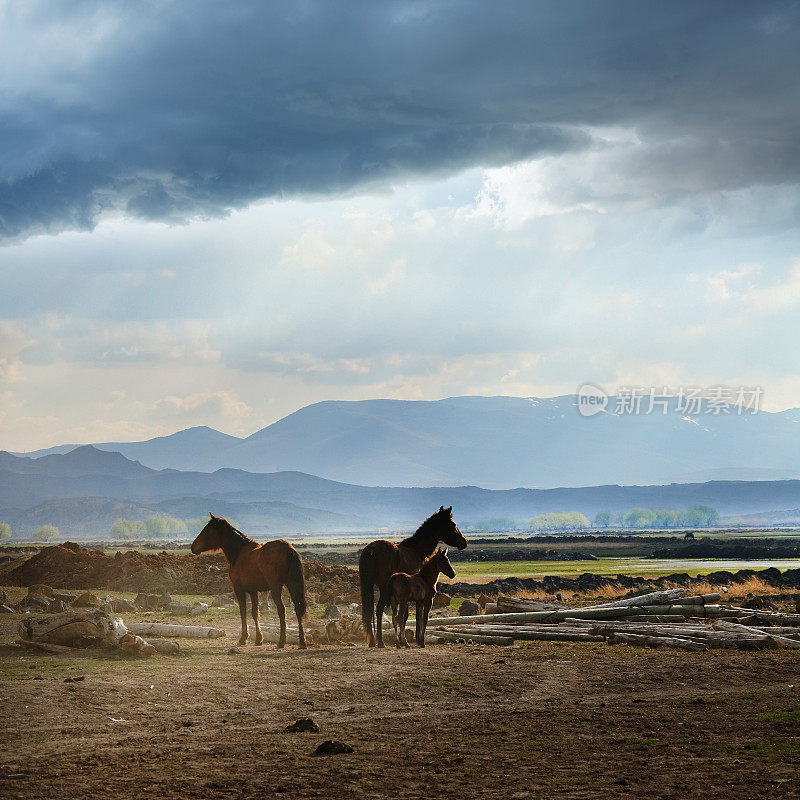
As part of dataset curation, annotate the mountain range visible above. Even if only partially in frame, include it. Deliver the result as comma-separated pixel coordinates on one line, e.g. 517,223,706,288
13,395,800,489
2,444,800,538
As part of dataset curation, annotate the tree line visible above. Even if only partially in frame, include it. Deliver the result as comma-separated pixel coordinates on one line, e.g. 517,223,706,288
525,506,720,531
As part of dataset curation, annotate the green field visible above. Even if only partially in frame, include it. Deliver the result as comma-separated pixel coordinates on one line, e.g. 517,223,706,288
443,556,800,580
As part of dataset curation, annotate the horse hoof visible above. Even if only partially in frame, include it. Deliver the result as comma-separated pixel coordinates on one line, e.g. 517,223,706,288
368,640,376,648
298,642,307,650
376,642,385,649
254,640,263,647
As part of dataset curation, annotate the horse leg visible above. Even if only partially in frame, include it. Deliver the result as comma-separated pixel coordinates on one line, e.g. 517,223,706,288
250,591,263,646
391,597,402,648
235,589,248,645
271,586,287,649
399,601,410,648
375,591,389,648
418,599,431,648
296,600,307,651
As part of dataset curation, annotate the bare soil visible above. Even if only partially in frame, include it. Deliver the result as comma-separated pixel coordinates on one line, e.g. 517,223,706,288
2,601,800,799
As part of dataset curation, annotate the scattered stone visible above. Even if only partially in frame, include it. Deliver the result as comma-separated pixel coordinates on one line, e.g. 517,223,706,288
17,595,51,612
48,598,68,613
167,602,192,616
27,584,54,597
312,740,354,756
432,592,451,608
210,593,235,608
108,598,136,613
284,717,320,733
190,602,209,616
458,599,481,616
64,675,85,683
323,603,340,618
74,592,101,607
477,593,494,608
227,647,240,655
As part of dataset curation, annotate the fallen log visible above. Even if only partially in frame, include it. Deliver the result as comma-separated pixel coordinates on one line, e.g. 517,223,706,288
607,632,707,652
714,620,800,650
434,626,604,643
496,595,566,612
592,588,686,609
126,622,225,639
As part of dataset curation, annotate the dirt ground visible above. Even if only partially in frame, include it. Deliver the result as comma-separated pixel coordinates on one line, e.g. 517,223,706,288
1,598,800,800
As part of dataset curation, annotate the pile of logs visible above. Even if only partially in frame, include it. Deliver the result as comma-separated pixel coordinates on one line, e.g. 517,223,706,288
428,588,800,652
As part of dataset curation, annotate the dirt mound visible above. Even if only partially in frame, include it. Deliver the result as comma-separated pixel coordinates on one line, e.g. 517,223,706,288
0,542,360,597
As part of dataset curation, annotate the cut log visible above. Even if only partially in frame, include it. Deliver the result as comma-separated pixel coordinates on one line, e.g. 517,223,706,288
496,595,566,612
434,626,604,643
126,622,225,639
714,620,800,650
592,588,686,609
607,632,707,652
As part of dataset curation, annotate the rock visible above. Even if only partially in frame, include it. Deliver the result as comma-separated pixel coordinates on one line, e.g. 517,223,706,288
477,593,493,608
227,647,240,655
313,740,354,756
27,584,54,598
0,604,14,613
167,602,192,616
284,717,320,733
53,593,76,605
48,598,68,613
133,592,151,609
74,592,101,607
432,592,451,608
323,603,340,618
109,598,136,613
17,595,51,612
343,592,362,605
210,593,235,607
190,602,209,616
458,599,481,616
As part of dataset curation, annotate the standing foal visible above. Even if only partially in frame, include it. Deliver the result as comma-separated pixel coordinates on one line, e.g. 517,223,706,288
388,548,456,648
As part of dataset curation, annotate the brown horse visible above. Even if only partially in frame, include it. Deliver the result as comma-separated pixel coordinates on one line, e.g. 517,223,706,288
388,547,456,648
359,505,466,647
190,513,308,648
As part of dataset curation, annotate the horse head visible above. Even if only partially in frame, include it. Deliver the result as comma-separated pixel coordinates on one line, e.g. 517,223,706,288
436,505,467,550
434,546,456,579
190,512,225,554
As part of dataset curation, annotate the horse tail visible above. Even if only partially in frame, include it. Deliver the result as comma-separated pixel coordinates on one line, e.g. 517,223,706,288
285,546,308,625
359,543,376,640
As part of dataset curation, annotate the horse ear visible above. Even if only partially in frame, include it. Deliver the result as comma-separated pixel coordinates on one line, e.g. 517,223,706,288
439,505,444,512
209,512,215,519
447,506,452,513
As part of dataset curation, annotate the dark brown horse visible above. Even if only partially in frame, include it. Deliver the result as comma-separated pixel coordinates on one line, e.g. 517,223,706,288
359,505,466,647
388,547,456,648
191,513,308,648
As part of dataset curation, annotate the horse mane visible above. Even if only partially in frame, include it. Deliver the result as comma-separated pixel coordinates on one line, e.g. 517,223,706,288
211,516,257,564
400,509,446,548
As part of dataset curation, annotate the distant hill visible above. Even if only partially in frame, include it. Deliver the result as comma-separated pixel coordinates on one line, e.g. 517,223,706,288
2,446,800,537
14,396,800,489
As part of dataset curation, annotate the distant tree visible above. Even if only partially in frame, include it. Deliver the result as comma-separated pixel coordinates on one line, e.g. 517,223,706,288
528,512,589,531
473,517,518,532
110,519,146,539
681,505,720,527
624,508,655,528
0,521,12,540
184,517,208,535
33,525,59,542
145,516,188,538
593,511,612,528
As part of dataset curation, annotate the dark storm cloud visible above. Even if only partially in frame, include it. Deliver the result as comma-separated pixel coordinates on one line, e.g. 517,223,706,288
1,0,798,239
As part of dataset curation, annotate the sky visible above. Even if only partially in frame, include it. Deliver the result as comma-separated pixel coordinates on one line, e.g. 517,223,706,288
1,0,800,450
